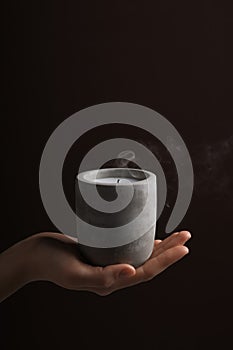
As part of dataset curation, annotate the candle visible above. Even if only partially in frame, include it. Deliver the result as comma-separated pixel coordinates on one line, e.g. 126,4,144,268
91,177,139,184
75,168,157,267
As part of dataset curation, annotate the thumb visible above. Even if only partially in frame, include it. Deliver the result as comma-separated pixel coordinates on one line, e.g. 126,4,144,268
104,263,136,280
78,263,136,288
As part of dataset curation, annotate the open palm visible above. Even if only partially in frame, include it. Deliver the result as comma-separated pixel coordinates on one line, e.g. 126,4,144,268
34,230,191,296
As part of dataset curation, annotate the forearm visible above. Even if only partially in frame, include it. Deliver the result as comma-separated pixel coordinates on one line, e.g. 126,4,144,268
0,236,37,303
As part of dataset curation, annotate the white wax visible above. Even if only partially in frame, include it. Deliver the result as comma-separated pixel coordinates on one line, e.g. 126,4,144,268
92,177,139,184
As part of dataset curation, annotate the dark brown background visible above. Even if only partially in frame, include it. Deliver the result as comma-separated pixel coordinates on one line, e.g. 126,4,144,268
2,1,233,349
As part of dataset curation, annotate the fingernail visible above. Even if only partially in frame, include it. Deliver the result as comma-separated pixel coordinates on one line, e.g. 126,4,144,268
181,230,191,238
119,269,133,278
186,232,191,240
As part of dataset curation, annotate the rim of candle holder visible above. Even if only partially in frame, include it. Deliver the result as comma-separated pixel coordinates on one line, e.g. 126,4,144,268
77,168,155,186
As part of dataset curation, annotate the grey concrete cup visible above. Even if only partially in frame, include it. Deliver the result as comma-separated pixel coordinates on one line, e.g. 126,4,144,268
75,168,157,267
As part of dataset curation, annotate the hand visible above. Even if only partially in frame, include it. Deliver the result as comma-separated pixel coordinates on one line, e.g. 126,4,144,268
0,230,191,301
29,230,191,296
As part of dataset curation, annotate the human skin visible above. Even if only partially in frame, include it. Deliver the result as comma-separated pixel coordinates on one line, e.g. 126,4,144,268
0,230,191,302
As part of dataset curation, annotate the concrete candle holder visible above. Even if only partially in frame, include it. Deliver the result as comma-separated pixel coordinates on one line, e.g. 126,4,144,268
75,168,157,267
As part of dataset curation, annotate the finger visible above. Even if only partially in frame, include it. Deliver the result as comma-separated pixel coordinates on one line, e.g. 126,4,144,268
143,245,189,277
75,263,136,289
152,231,191,258
154,239,162,247
151,232,181,257
112,245,189,291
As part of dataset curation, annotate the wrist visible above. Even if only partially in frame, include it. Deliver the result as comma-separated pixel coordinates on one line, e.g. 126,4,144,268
20,233,48,283
9,235,41,285
3,234,46,285
22,232,59,283
0,235,40,302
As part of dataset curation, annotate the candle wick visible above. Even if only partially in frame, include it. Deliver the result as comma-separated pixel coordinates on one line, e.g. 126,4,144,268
117,179,120,183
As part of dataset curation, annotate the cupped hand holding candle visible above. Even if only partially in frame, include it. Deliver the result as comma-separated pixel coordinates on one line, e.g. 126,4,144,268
0,166,191,302
0,230,191,301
